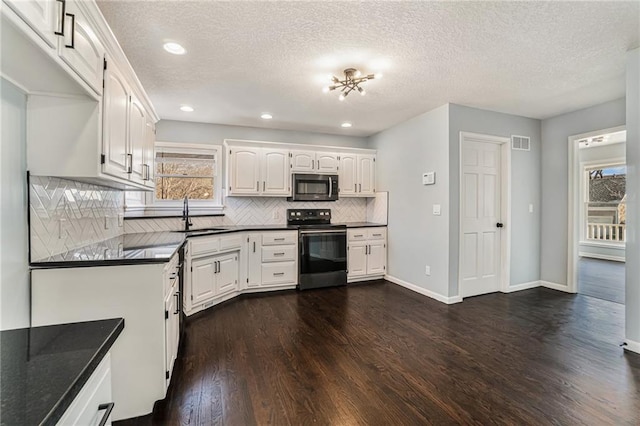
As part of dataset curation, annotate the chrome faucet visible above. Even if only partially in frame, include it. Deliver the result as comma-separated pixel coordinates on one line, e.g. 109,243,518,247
182,197,192,231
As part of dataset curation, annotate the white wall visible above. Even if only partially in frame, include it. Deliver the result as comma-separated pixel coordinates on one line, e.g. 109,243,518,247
448,104,542,295
578,142,626,261
625,48,640,348
540,98,626,287
368,104,452,298
0,79,30,330
157,120,369,148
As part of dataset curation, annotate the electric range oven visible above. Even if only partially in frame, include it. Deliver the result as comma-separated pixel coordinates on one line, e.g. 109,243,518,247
287,209,347,290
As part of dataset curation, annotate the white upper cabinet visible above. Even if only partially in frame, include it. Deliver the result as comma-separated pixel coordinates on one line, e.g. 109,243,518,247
339,154,358,196
4,0,59,47
262,148,290,195
144,120,155,186
291,150,315,173
58,0,105,94
358,154,376,196
128,95,146,183
102,60,130,179
229,147,261,195
291,150,339,174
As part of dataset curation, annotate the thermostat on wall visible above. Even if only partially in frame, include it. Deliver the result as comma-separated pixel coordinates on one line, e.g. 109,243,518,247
422,172,436,185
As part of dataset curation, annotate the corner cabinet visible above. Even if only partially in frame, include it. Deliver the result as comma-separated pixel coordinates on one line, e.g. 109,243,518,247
225,140,376,198
227,146,290,196
347,227,387,282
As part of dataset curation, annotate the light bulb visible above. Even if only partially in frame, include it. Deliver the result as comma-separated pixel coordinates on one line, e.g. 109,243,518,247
180,105,194,112
360,89,366,96
338,94,345,101
322,86,330,94
374,73,383,79
354,70,361,78
260,113,273,120
341,122,352,128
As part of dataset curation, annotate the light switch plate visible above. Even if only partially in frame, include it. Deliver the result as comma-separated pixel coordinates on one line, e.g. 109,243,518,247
422,172,436,185
433,204,441,216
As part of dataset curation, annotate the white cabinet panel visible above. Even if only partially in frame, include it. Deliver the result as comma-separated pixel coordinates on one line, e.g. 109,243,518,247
339,154,358,196
216,253,238,296
5,0,59,47
164,282,178,386
262,232,297,246
247,235,262,288
58,0,105,94
261,245,296,262
367,228,386,241
367,242,386,275
261,149,290,195
128,96,146,183
347,243,367,277
190,236,219,257
229,147,261,195
261,261,296,286
143,119,155,186
358,154,376,195
291,150,315,173
317,152,339,173
191,257,216,305
102,60,129,179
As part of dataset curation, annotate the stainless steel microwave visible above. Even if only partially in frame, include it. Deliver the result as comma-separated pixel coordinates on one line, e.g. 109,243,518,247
288,174,339,202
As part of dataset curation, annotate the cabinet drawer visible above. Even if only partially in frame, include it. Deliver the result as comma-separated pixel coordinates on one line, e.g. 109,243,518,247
57,352,113,426
190,236,219,257
262,245,296,262
261,262,297,285
367,228,387,240
262,232,297,246
220,234,242,251
348,230,368,242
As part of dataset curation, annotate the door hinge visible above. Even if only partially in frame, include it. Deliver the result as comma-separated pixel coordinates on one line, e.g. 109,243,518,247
165,310,168,319
247,237,249,243
384,266,386,270
100,154,105,164
191,294,193,300
103,58,107,70
190,266,193,272
229,149,232,155
165,370,170,380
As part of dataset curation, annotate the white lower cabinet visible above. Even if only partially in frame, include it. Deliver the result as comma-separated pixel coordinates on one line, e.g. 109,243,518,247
347,227,387,282
245,231,298,291
57,352,113,426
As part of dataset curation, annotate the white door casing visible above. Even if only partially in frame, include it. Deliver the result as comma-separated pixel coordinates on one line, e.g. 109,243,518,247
460,133,510,298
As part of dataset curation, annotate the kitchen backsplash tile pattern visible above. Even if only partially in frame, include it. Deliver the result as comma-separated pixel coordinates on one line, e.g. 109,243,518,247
29,176,124,261
125,197,368,233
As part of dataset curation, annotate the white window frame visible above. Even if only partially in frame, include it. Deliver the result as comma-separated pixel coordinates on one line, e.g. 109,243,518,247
125,142,224,216
579,157,625,247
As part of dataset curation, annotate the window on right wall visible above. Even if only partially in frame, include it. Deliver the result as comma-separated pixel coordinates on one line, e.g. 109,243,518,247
583,163,626,244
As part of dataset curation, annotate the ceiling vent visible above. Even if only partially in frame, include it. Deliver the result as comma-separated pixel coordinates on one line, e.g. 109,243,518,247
511,135,530,151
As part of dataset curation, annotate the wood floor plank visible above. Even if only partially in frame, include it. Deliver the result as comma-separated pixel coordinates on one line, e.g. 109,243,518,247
116,281,640,426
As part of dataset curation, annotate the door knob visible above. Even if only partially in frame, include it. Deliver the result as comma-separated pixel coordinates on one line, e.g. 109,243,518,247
496,223,504,228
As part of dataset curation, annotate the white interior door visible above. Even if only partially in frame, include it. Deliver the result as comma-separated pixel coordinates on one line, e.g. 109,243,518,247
461,140,502,298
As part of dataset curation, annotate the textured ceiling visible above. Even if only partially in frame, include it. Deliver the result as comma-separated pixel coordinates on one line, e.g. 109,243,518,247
97,1,639,137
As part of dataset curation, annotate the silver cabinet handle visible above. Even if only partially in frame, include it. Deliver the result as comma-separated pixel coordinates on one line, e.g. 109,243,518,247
373,233,382,237
263,181,265,191
126,154,133,173
274,252,285,256
354,183,357,192
328,176,332,198
54,0,66,36
253,241,256,253
64,12,75,49
173,292,180,314
256,181,259,191
359,183,362,193
354,234,363,237
97,403,115,426
274,238,285,241
273,272,285,276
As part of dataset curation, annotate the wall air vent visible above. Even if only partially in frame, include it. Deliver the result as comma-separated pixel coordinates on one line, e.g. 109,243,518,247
511,135,530,151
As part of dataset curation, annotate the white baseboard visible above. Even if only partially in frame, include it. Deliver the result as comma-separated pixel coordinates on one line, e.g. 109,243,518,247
540,280,573,293
385,275,462,305
502,280,540,293
579,252,625,262
624,339,640,355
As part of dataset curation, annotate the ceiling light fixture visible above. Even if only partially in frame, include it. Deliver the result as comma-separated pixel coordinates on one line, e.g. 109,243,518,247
180,105,194,112
163,42,186,55
341,122,352,128
261,113,273,120
323,68,380,100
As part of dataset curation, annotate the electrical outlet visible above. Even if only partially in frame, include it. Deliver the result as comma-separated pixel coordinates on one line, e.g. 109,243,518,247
272,211,280,220
58,218,67,239
425,265,431,276
529,204,534,213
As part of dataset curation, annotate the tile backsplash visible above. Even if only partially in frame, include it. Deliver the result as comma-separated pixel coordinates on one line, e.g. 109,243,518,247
29,176,124,261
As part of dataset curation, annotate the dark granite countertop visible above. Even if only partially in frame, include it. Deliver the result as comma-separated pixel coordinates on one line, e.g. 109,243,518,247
30,223,387,268
0,318,124,426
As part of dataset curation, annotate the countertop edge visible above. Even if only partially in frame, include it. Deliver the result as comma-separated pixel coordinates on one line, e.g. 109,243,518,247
41,318,125,426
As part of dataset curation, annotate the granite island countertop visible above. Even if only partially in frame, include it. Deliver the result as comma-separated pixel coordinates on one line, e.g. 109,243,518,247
0,318,124,426
30,222,387,268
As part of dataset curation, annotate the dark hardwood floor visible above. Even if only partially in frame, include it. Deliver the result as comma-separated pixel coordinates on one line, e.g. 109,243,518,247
116,281,640,426
579,257,625,304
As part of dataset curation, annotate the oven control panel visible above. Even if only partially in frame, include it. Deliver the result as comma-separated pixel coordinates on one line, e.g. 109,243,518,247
287,209,331,225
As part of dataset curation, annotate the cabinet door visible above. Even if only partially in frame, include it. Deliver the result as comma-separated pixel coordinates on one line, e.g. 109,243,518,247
143,120,155,187
191,257,216,305
5,0,59,47
58,0,105,94
229,147,261,195
290,150,315,172
347,243,367,278
128,96,146,183
102,60,130,178
247,235,262,288
164,282,178,385
339,154,358,196
261,149,290,195
367,241,386,275
317,152,339,173
358,154,376,196
216,253,239,296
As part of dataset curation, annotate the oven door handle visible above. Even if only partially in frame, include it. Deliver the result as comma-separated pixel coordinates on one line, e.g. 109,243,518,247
300,229,346,235
328,176,332,198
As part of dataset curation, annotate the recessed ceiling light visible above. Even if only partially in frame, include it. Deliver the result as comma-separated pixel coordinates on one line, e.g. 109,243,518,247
163,42,186,55
261,113,273,120
341,122,352,128
180,105,194,112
